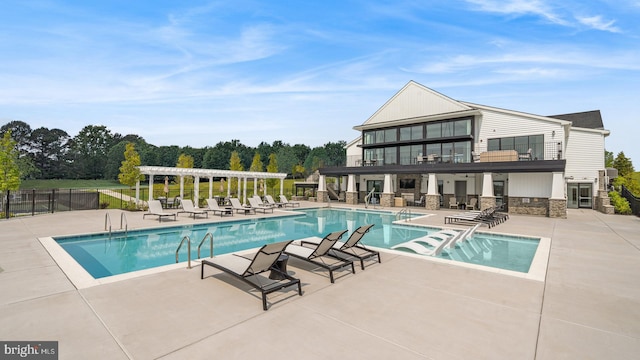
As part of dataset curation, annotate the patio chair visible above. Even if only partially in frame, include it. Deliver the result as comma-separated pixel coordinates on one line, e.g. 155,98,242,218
205,198,233,217
264,195,284,207
519,148,532,161
285,230,355,283
465,197,477,211
176,199,208,219
411,195,425,207
248,197,274,213
300,224,379,270
279,195,300,208
229,198,256,215
200,240,302,311
143,200,177,222
449,198,459,209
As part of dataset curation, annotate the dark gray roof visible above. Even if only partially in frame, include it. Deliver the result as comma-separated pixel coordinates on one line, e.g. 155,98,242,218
548,110,604,129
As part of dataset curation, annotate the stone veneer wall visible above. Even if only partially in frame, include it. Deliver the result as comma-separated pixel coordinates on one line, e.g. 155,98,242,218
345,192,358,205
549,199,567,218
380,193,393,207
425,194,440,210
508,197,549,216
316,190,328,203
397,174,422,200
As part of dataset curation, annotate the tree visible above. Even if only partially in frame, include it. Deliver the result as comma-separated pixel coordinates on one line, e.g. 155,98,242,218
29,127,70,179
276,147,297,176
69,125,114,179
292,164,306,180
612,151,634,177
229,151,244,195
177,153,195,185
249,153,263,172
605,150,614,168
118,143,144,188
0,131,21,191
266,153,278,191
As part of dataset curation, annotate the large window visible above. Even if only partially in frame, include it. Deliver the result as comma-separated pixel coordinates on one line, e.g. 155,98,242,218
399,144,422,165
426,118,471,139
384,147,397,165
488,134,544,160
399,125,423,141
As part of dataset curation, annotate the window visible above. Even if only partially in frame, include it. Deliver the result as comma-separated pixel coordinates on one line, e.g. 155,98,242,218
488,134,545,159
399,125,422,141
426,123,441,139
364,131,375,145
384,129,397,142
454,119,471,136
384,147,397,165
399,179,415,189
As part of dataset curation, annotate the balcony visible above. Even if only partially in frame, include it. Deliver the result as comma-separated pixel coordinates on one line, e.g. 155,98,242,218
331,142,566,176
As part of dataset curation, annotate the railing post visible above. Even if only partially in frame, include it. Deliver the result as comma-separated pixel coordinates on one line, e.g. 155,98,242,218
31,189,36,216
51,189,56,213
4,190,9,219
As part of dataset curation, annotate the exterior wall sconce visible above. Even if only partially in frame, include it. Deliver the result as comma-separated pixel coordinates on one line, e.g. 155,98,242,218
552,130,555,137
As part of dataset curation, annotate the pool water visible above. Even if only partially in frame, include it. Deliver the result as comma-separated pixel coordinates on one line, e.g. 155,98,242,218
55,208,539,278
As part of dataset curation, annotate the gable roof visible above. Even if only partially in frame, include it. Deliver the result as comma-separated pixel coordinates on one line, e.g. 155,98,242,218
548,110,604,129
361,81,472,126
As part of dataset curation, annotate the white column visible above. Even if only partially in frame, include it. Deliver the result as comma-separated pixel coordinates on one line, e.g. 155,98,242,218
347,174,356,192
280,178,284,195
551,172,565,199
243,177,248,205
427,173,437,195
318,175,326,191
208,177,213,199
194,177,200,207
226,177,231,198
482,172,494,197
179,176,184,199
383,174,393,193
135,180,140,205
253,177,258,196
148,174,154,201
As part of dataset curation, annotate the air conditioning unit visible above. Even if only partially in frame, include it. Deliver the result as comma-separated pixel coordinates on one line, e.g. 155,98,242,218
606,167,618,179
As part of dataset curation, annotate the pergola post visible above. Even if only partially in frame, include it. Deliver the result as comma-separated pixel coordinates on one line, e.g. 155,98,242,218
280,178,284,195
208,177,213,199
148,174,154,201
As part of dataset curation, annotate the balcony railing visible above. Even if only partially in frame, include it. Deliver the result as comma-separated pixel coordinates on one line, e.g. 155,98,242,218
346,141,563,167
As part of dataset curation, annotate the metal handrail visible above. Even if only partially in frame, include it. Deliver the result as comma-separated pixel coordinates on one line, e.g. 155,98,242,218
104,212,112,238
120,212,128,236
396,208,411,222
197,232,214,259
364,188,376,209
175,235,192,269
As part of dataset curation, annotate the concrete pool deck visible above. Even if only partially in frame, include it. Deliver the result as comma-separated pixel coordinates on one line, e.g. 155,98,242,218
0,204,639,359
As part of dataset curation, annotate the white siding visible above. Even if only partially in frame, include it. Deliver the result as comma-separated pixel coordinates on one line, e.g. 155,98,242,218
565,128,605,180
365,82,469,125
477,110,565,158
508,173,553,197
345,138,362,166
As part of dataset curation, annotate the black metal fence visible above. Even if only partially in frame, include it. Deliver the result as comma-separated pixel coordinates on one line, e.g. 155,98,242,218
2,189,101,218
621,185,640,216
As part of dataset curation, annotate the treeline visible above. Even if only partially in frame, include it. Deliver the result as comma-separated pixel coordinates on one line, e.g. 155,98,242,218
0,120,346,180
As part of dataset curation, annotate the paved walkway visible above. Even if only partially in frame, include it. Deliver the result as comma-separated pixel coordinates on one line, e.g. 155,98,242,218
0,204,638,359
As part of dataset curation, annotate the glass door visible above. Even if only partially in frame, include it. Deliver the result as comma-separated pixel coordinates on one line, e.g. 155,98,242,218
567,183,592,208
579,184,592,208
493,181,505,208
567,184,579,208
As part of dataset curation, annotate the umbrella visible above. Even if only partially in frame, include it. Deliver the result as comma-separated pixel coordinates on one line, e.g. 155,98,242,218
219,178,225,192
164,176,169,195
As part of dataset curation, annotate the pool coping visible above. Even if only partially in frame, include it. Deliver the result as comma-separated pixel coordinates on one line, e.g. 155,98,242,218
39,208,549,288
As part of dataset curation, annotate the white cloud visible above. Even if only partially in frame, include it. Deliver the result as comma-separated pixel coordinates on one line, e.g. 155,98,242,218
576,15,621,33
465,0,568,25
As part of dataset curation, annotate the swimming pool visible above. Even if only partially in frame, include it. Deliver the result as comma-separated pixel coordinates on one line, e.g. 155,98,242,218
51,208,542,282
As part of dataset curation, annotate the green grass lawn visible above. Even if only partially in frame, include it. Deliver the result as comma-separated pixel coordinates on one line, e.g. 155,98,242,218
20,179,126,190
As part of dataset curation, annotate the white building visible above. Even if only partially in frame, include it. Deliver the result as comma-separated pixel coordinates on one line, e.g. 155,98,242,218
319,81,612,217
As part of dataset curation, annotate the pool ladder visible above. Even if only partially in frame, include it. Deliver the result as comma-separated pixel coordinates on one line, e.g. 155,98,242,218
396,208,411,222
175,232,214,269
104,212,129,239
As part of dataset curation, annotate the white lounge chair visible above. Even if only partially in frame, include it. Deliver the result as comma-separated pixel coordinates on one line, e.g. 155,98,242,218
279,195,300,208
177,199,208,219
229,198,256,215
253,195,276,208
143,200,177,222
391,235,454,256
248,197,274,213
264,195,284,207
205,198,233,217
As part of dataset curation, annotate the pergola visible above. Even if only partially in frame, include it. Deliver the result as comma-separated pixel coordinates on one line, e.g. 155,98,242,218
136,166,288,206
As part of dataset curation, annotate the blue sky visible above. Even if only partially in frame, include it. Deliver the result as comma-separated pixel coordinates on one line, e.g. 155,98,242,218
1,0,639,163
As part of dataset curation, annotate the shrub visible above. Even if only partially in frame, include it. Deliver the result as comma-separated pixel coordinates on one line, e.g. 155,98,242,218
609,191,632,215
